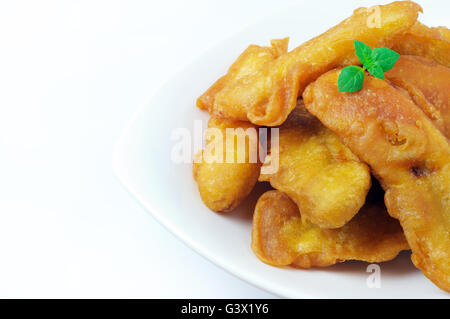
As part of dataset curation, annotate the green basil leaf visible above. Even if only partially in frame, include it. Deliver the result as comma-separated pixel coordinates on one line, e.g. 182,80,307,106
367,63,385,79
354,40,373,67
338,65,365,92
337,41,400,93
371,47,400,72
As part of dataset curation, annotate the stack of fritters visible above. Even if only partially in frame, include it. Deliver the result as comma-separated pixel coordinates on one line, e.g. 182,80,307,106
193,1,450,292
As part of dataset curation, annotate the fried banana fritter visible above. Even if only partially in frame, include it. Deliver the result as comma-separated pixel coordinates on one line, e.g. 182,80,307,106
385,55,450,138
304,69,450,292
392,22,450,67
259,107,371,228
197,38,289,121
197,1,421,126
251,190,408,268
193,116,262,212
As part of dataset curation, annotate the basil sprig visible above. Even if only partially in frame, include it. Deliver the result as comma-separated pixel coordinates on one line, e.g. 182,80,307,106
338,40,400,93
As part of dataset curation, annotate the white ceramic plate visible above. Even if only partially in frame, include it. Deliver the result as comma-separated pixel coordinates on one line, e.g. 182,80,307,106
113,1,449,298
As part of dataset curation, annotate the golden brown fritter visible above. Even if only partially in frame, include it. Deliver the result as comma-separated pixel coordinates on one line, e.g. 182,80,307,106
197,1,421,126
304,69,450,292
259,107,371,228
385,55,450,138
251,190,409,268
197,38,289,121
392,22,450,67
193,116,262,212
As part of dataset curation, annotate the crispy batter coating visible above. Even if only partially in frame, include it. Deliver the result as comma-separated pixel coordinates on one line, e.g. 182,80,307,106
259,106,371,228
193,117,262,212
197,1,421,126
385,55,450,138
197,38,289,121
251,190,408,268
392,22,450,67
304,69,450,292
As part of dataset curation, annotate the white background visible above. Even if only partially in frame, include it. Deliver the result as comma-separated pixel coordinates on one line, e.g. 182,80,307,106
0,0,446,298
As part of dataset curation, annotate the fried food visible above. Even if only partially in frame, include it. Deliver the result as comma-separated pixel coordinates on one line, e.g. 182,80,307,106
259,106,371,228
385,55,450,138
193,116,262,212
251,190,408,268
392,22,450,67
304,69,450,291
197,38,289,121
197,1,421,126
